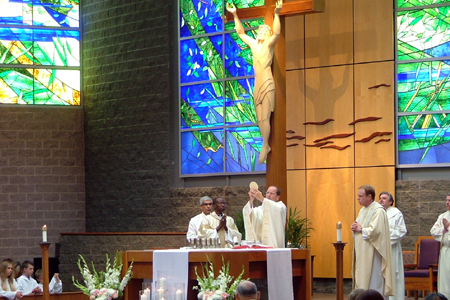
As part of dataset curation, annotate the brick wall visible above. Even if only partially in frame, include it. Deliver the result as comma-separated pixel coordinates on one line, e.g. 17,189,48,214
0,107,85,261
82,0,176,232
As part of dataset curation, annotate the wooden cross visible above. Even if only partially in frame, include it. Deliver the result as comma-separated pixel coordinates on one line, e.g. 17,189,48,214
226,0,324,201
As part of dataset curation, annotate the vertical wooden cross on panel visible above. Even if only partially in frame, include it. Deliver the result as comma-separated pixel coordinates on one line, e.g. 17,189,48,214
226,0,324,201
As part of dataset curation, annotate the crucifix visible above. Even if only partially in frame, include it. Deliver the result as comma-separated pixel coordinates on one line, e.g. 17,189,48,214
225,0,324,200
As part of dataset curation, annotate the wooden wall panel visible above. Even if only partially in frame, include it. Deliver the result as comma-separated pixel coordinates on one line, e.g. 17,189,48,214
354,62,395,167
286,15,305,71
305,65,354,169
354,167,396,207
307,168,355,278
287,170,306,214
354,0,394,63
287,69,306,170
304,0,353,68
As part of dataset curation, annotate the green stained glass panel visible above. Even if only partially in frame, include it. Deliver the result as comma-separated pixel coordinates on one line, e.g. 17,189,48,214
224,78,256,125
397,8,450,60
398,61,450,113
224,18,265,31
231,0,265,9
180,0,223,37
397,0,450,8
398,115,450,164
0,68,80,105
226,126,265,171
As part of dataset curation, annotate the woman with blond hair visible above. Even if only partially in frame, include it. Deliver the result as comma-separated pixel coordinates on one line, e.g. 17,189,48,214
0,260,23,300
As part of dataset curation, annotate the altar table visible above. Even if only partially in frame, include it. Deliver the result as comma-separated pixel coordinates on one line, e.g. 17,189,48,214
122,249,311,300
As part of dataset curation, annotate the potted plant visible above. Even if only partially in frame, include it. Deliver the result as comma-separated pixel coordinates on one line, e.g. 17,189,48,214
285,207,313,248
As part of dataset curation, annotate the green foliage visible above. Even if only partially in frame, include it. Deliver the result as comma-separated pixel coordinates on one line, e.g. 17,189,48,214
234,209,245,240
285,207,313,248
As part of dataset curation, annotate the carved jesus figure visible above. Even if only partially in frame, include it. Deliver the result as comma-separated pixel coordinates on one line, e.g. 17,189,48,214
227,0,282,164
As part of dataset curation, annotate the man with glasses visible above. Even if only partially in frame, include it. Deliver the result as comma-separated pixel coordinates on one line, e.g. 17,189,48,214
186,196,213,240
243,185,287,248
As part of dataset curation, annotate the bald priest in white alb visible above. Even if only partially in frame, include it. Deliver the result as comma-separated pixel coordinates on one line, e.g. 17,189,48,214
243,185,287,248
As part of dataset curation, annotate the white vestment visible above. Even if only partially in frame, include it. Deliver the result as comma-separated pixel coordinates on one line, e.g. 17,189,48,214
37,276,63,294
353,201,395,297
17,275,39,295
430,210,450,298
186,212,207,240
198,212,242,248
0,279,18,300
386,206,407,300
243,198,286,248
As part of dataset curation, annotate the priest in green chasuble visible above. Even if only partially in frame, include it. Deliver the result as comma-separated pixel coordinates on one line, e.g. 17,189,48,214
351,185,395,298
198,197,241,248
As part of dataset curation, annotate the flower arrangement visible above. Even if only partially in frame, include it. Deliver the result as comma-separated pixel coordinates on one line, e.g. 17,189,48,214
193,256,246,300
72,252,133,300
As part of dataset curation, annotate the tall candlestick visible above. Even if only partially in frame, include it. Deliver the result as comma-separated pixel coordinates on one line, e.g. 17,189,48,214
337,221,342,242
42,225,47,242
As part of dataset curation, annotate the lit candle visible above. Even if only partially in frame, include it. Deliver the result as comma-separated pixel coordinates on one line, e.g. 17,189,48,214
176,289,183,300
140,293,146,300
157,287,164,299
144,288,150,300
159,277,166,290
42,225,47,242
337,221,342,242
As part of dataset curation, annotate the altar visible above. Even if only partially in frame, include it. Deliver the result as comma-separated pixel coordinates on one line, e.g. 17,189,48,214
122,248,311,300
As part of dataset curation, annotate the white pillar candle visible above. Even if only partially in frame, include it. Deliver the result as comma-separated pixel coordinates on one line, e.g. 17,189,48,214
159,277,166,290
42,225,47,242
157,287,164,300
144,288,150,300
176,289,183,300
140,294,146,300
337,221,342,242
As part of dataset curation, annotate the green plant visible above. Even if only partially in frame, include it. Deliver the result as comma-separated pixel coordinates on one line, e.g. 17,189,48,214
285,207,313,248
234,209,245,240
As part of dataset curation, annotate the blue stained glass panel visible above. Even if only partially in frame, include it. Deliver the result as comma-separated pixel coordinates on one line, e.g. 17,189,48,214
224,31,255,77
224,78,256,125
180,35,224,83
225,126,265,172
181,130,224,174
181,82,224,129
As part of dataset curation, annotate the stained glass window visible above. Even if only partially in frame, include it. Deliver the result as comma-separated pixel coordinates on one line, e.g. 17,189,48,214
180,0,266,175
0,0,80,105
397,1,450,165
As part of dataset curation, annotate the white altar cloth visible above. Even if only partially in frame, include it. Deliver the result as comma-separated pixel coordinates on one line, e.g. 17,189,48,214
152,249,293,300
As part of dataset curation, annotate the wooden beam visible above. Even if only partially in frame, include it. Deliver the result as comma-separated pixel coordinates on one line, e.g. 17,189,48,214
225,0,324,21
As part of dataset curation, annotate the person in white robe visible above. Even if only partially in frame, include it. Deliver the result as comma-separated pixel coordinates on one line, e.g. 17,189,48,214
351,185,395,299
35,270,62,294
430,193,450,299
198,197,241,248
379,191,407,300
243,185,286,248
0,261,23,300
186,196,213,240
16,261,41,295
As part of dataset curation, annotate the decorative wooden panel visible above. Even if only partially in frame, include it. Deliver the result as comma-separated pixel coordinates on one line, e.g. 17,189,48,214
286,15,305,71
305,65,354,169
354,167,395,204
307,168,355,278
304,0,353,68
287,170,307,214
287,69,306,170
354,0,394,63
354,62,395,167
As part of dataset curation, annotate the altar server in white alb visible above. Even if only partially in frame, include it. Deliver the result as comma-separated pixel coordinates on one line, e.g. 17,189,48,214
430,193,450,299
198,197,241,248
243,185,286,248
186,196,213,240
16,261,41,295
0,260,23,300
379,191,407,300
